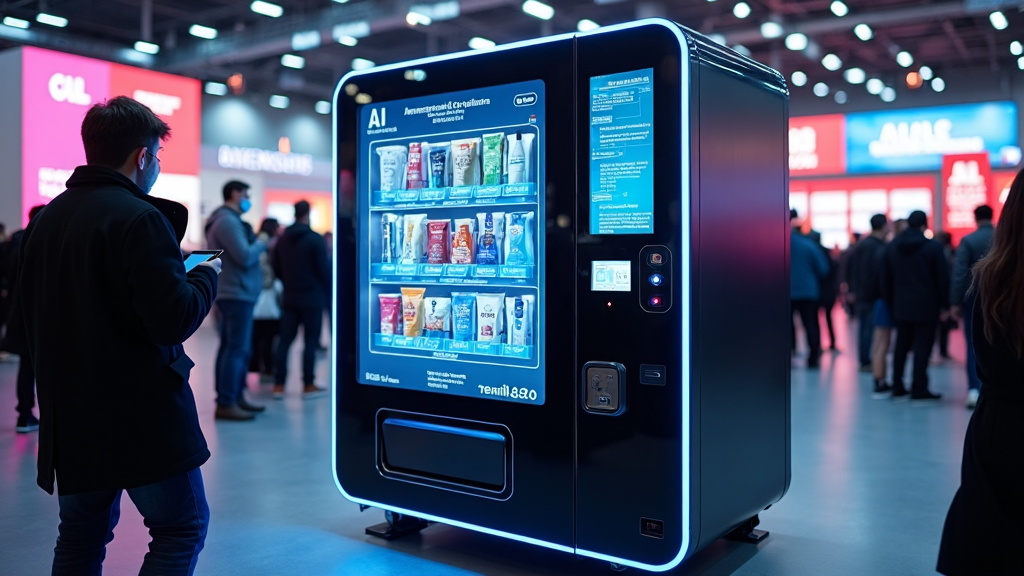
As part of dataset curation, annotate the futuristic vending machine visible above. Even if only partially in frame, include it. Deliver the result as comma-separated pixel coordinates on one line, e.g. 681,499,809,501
333,19,791,572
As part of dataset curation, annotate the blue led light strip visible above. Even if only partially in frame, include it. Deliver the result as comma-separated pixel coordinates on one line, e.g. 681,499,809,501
332,17,692,571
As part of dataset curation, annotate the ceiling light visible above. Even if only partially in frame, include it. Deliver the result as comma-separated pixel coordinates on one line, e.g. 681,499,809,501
204,82,228,96
896,51,913,67
989,11,1008,31
821,53,842,71
1011,41,1023,56
865,78,884,94
577,19,600,32
3,16,29,29
844,67,866,84
469,36,495,50
344,84,359,96
315,101,331,115
834,90,848,104
134,41,159,54
337,35,358,47
355,93,373,104
931,77,945,92
522,0,554,20
333,0,349,3
785,33,808,51
830,1,848,17
351,58,375,71
251,1,283,17
906,72,923,89
1019,56,1024,70
854,23,872,41
813,82,829,97
403,69,427,81
733,2,751,19
189,24,217,39
36,13,67,27
791,71,807,87
919,65,933,80
406,11,432,25
269,95,289,109
880,87,896,102
760,22,783,39
281,54,305,69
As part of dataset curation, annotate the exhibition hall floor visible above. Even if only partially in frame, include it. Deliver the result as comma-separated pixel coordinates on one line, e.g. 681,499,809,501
1,314,970,575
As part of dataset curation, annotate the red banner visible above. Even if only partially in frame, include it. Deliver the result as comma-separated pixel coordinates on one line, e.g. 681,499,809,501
942,153,991,243
991,170,1018,223
789,115,846,176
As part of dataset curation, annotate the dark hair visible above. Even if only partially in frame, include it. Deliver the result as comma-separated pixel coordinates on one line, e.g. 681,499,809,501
81,96,170,169
974,204,994,222
295,200,311,220
790,208,798,220
28,205,46,222
222,180,250,201
907,210,928,229
259,218,280,237
973,167,1024,356
870,214,887,231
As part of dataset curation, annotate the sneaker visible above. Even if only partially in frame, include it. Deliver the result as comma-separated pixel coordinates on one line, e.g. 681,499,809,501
16,414,39,433
871,380,893,399
911,391,943,403
215,405,256,421
272,385,285,399
891,387,910,402
302,385,329,399
966,389,980,409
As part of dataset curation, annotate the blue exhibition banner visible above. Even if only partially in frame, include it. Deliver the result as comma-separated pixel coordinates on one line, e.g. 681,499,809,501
845,101,1019,174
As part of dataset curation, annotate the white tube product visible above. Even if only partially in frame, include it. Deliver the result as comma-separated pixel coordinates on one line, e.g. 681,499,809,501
505,132,535,184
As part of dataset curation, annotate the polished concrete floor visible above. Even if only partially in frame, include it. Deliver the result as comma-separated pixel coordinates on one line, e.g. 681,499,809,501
1,311,972,575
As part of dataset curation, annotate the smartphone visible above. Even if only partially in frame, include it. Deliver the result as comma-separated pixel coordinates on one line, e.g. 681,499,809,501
184,250,223,272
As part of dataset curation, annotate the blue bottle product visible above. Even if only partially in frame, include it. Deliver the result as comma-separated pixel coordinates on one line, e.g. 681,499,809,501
427,142,450,188
451,292,478,341
475,211,505,265
503,211,535,266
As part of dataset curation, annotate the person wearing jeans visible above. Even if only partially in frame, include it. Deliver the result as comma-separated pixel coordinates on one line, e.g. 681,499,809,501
949,205,994,409
848,214,889,374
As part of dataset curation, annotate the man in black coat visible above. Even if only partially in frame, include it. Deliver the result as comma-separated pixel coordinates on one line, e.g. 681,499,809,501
881,210,950,401
272,200,331,398
848,214,888,371
949,204,995,409
18,96,220,574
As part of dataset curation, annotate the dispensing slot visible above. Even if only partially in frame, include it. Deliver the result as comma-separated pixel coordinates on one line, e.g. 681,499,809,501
381,418,507,490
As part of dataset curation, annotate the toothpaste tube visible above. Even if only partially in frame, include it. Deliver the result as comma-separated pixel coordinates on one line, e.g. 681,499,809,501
503,211,535,266
406,142,426,189
475,212,504,265
401,287,427,337
451,218,475,264
427,220,451,264
379,293,402,336
376,145,408,191
423,297,452,337
476,292,505,342
427,142,450,188
451,292,477,341
481,132,504,186
400,214,428,264
451,137,481,187
380,213,401,263
505,294,534,346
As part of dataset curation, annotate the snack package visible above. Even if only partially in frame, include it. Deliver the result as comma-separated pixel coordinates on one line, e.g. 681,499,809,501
400,214,428,264
505,294,534,345
475,212,505,265
423,297,452,337
481,133,505,185
406,142,425,189
451,218,475,264
381,213,402,263
377,145,408,191
379,294,402,336
503,211,535,265
427,220,451,264
505,132,535,184
427,142,450,188
476,292,505,342
451,292,477,341
401,287,427,337
451,137,481,187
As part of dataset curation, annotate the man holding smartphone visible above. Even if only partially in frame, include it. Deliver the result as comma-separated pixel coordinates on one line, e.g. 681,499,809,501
17,96,220,575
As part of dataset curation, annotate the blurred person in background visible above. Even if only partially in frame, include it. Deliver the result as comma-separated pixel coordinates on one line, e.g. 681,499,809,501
949,204,995,409
790,209,829,369
205,180,267,421
937,170,1024,576
320,231,334,353
839,232,859,317
249,218,282,383
272,200,331,398
0,222,9,348
882,210,949,402
848,214,889,373
934,231,956,361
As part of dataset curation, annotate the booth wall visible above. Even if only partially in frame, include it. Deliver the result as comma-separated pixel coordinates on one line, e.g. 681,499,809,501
0,50,21,231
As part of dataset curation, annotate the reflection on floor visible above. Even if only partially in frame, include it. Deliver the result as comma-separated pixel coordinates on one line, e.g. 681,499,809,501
1,312,970,575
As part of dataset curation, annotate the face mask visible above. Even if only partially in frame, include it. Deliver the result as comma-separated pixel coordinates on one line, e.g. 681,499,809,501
239,198,252,213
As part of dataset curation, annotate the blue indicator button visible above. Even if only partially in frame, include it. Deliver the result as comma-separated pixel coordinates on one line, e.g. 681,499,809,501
648,273,663,286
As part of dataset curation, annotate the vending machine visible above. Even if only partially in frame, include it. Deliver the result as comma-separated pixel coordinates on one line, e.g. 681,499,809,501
333,19,791,572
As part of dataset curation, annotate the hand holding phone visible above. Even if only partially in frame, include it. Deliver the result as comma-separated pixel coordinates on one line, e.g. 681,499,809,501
184,250,223,273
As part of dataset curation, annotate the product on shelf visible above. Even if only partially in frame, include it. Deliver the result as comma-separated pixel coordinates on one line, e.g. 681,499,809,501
481,133,505,185
475,212,505,265
506,294,534,345
424,296,452,337
504,211,536,265
426,142,451,188
401,214,428,264
451,218,476,264
451,137,482,187
377,145,408,191
427,220,451,264
506,132,535,184
476,292,505,342
401,287,427,337
379,293,402,335
451,292,477,341
407,142,426,189
381,213,402,263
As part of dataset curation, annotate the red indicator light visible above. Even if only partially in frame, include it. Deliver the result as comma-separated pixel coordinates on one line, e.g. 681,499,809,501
650,296,662,306
607,302,612,307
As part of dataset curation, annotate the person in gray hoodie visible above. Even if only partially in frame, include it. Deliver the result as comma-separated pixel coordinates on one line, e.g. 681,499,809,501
204,181,266,420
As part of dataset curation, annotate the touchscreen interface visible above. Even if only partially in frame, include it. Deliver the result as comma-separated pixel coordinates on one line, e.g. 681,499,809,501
356,80,545,405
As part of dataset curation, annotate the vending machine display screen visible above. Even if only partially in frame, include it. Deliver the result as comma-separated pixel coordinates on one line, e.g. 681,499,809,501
589,68,655,235
356,80,546,405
